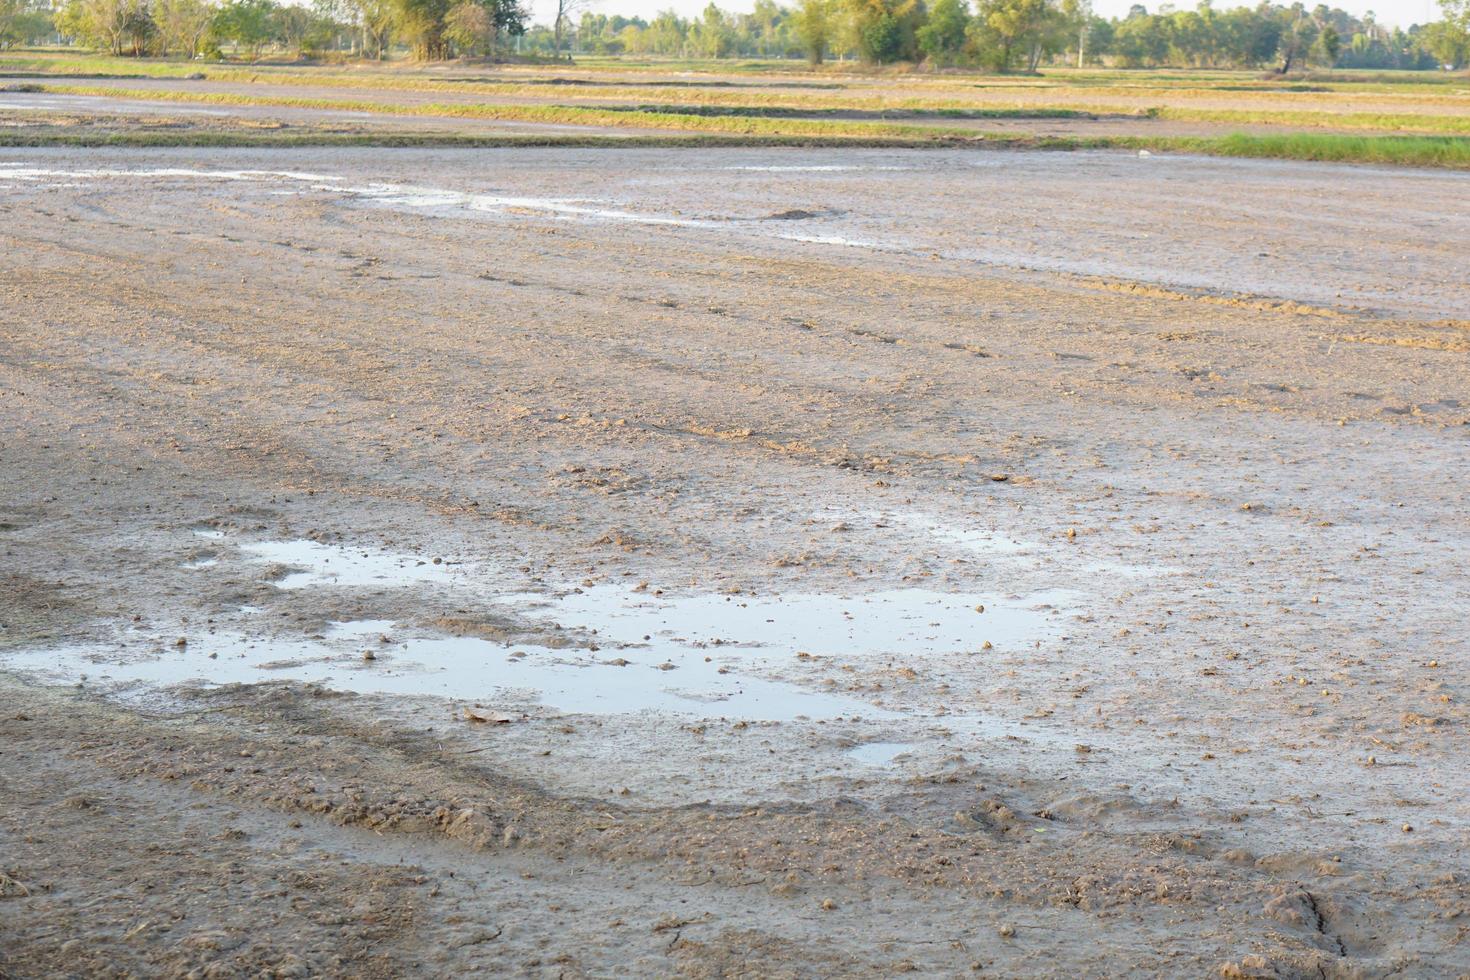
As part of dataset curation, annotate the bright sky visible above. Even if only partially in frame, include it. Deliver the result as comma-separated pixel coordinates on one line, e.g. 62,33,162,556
526,0,1438,31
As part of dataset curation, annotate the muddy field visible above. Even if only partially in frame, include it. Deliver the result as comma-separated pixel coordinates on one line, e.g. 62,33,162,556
8,59,1470,147
2,145,1469,977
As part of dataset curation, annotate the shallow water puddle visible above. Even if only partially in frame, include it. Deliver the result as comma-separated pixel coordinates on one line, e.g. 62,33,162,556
5,619,896,722
5,542,1077,725
847,741,914,766
240,539,455,589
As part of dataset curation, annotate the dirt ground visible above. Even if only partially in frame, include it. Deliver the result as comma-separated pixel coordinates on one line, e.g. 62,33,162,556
2,146,1469,977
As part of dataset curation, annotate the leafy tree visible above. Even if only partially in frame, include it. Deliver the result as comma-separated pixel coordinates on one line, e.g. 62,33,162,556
916,0,968,63
844,0,922,63
976,0,1048,70
692,1,734,55
394,0,452,58
154,0,215,55
212,0,274,57
0,0,20,47
1424,0,1469,66
314,0,393,57
1273,3,1318,72
1111,2,1167,64
443,0,489,52
57,0,154,54
793,0,831,62
271,2,335,53
749,0,780,54
1312,22,1339,63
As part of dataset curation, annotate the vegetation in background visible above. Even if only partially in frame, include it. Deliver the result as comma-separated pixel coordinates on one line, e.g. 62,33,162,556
5,0,1462,69
1424,0,1469,68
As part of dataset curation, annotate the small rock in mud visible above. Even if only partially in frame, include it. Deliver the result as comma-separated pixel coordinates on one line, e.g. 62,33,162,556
463,707,513,724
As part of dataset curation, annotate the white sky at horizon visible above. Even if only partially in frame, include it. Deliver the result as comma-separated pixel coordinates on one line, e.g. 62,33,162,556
526,0,1440,32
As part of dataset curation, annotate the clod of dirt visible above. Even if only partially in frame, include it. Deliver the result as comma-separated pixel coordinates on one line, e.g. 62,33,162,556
462,708,513,724
0,872,32,898
1217,954,1275,978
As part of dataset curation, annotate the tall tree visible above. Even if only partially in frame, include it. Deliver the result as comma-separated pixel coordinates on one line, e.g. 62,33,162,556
0,0,21,46
844,0,923,63
57,0,154,54
1273,3,1319,72
553,0,594,56
794,0,831,62
1424,0,1469,67
975,0,1053,70
155,0,216,55
212,0,274,57
916,0,968,63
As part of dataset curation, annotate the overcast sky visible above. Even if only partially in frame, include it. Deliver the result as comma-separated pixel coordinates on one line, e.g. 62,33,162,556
527,0,1439,31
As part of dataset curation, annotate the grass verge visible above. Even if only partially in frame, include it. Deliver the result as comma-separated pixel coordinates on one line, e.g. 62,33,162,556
2,124,1466,168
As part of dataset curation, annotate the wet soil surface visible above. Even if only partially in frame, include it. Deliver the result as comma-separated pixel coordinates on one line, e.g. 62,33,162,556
2,146,1469,977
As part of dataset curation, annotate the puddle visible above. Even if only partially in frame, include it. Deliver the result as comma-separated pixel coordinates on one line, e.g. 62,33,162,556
5,619,896,722
3,529,1082,732
847,741,913,766
240,539,455,589
4,576,1077,726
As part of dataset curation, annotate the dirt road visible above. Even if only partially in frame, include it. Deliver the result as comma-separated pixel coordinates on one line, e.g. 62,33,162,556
2,146,1468,977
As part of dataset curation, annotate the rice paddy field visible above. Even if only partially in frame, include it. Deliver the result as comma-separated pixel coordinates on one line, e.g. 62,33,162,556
3,52,1470,165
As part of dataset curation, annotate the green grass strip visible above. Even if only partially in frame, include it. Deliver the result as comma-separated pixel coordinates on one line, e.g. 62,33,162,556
2,122,1467,169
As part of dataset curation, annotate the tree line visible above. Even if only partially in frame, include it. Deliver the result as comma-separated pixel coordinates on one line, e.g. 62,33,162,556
589,0,1464,71
3,0,1467,70
1,0,528,58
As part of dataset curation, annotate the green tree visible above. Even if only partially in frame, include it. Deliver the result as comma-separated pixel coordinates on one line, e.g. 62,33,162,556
271,3,335,53
155,0,216,55
0,0,20,47
1111,3,1167,65
749,0,780,54
1424,0,1469,67
1312,22,1339,63
395,0,454,58
443,0,489,52
1273,4,1319,72
844,0,922,63
916,0,969,63
975,0,1055,70
213,0,274,56
57,0,153,54
794,0,830,62
692,1,734,55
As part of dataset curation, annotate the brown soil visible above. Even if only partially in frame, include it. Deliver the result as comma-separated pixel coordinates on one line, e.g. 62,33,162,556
2,146,1468,977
